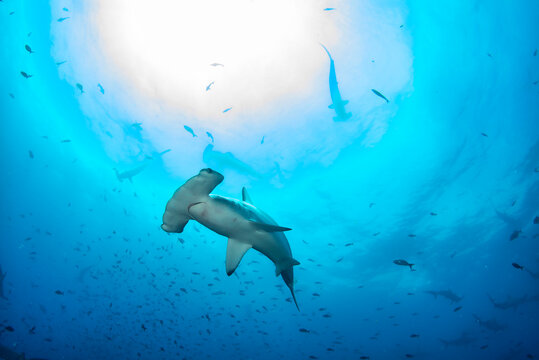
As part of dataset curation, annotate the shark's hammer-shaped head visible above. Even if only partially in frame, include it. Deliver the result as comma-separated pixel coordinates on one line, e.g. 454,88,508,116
161,168,223,233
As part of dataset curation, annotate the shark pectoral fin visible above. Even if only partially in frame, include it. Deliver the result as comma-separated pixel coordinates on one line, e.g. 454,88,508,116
225,238,252,276
242,187,253,205
250,221,291,232
275,258,300,276
328,104,335,109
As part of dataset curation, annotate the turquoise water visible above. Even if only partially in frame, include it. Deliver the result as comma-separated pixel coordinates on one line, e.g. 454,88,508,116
1,1,538,359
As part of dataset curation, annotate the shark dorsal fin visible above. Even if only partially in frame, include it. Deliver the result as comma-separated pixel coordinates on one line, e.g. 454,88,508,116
225,238,252,276
242,187,253,204
250,221,291,232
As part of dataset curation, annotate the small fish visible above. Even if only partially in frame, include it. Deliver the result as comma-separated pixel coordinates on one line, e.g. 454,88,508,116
405,355,414,359
20,71,32,79
210,63,224,67
408,234,416,238
533,216,538,224
63,7,69,11
206,81,214,91
4,326,15,332
481,132,488,137
512,262,524,270
55,290,64,295
299,328,310,333
25,44,35,53
344,242,354,247
222,107,232,113
57,17,70,22
480,345,488,350
29,326,36,334
141,324,147,331
373,232,380,236
9,93,15,99
336,257,344,263
509,230,521,241
323,8,335,11
56,60,67,66
371,89,389,103
453,306,462,312
430,212,438,216
410,334,420,338
76,83,84,94
60,139,71,143
393,259,415,271
369,202,375,208
184,125,197,137
29,150,34,159
206,131,214,142
97,83,105,94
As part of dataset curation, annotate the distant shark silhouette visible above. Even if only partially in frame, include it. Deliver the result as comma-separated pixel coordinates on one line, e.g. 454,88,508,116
439,333,476,347
161,169,300,310
203,144,259,177
0,266,7,300
472,314,507,332
487,293,539,310
320,44,352,121
114,164,147,183
425,290,462,304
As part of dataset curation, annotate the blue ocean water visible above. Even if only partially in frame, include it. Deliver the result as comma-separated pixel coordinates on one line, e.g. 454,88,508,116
1,1,539,359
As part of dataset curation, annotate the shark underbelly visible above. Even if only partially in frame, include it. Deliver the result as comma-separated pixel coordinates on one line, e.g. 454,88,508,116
189,196,293,265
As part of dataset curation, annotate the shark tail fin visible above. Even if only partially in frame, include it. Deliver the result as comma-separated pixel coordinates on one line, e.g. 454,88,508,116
290,288,300,312
275,258,300,277
409,263,415,271
113,168,123,182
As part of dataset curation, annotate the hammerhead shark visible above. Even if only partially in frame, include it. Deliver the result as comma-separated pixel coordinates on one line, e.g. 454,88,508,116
472,314,507,332
439,333,476,347
0,265,7,300
487,293,539,310
113,164,147,183
161,168,300,310
320,44,352,121
424,290,462,304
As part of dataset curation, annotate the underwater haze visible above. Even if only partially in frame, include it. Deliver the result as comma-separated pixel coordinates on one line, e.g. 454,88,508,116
1,0,539,359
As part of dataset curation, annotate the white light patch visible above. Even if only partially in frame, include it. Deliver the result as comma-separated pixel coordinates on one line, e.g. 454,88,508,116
96,0,339,125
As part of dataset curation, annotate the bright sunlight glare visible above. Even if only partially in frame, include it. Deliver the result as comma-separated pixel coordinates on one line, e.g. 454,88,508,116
95,0,340,125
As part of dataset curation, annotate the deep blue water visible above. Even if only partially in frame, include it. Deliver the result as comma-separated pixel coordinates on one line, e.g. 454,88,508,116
1,1,539,359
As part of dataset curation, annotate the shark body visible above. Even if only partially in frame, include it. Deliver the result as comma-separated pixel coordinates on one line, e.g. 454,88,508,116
439,333,476,347
113,164,147,183
161,169,300,310
425,290,462,304
320,44,351,121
